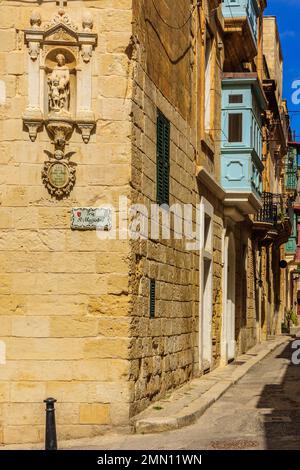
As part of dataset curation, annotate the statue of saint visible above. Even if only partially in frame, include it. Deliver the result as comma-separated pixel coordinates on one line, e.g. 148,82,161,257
48,53,70,113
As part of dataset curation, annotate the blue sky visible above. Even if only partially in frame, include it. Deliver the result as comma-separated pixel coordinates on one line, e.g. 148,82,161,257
265,0,300,141
265,0,300,138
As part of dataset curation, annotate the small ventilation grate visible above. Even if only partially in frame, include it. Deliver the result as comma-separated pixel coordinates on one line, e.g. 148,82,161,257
150,279,156,319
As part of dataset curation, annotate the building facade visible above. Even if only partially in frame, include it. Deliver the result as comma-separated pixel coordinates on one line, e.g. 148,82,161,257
285,141,300,316
0,0,293,445
252,16,292,340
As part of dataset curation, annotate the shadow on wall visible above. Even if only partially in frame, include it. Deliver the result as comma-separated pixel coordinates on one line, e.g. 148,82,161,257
257,341,300,450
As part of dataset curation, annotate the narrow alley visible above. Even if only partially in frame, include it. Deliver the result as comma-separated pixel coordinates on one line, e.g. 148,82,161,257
67,339,300,451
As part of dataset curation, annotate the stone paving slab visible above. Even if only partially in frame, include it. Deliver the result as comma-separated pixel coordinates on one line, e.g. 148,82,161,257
132,336,290,434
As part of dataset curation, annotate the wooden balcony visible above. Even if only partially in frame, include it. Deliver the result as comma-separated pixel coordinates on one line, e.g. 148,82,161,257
222,0,260,63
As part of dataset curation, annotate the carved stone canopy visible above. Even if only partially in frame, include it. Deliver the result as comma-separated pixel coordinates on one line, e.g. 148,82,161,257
23,8,97,198
23,8,97,146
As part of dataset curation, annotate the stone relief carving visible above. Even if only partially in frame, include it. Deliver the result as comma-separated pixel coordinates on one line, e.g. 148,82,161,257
42,150,76,199
82,11,93,32
48,53,70,113
23,8,97,198
45,8,78,31
28,42,40,60
81,44,93,63
30,10,42,30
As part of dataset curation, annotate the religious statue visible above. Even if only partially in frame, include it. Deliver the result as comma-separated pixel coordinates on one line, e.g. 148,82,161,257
48,53,70,113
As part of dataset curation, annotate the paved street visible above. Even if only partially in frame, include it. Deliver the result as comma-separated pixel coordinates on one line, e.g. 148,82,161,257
68,339,300,450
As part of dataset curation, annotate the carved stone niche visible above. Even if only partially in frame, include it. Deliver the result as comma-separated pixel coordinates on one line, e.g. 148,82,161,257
23,8,97,145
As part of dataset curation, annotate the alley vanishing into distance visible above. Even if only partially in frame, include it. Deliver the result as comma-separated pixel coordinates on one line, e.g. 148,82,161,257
66,339,300,451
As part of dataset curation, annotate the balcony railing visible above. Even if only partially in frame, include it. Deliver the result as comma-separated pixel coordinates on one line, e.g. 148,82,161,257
255,192,277,224
256,192,293,225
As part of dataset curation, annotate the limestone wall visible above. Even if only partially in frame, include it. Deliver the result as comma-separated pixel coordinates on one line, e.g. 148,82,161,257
0,0,133,444
0,0,287,445
263,17,283,104
129,0,199,416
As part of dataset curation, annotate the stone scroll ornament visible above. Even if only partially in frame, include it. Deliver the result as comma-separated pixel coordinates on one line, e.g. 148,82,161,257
23,7,97,198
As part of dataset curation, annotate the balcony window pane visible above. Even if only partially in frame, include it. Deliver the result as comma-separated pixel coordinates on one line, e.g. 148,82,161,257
229,94,243,104
228,113,243,142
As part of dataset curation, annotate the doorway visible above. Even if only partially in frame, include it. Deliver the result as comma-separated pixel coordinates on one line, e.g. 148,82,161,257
221,231,236,364
199,198,213,372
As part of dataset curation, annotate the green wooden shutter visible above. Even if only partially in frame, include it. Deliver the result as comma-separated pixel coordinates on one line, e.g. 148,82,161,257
150,279,156,319
163,116,170,205
156,111,170,205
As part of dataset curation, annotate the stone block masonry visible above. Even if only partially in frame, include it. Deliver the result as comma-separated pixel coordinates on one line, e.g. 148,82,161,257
0,1,134,445
0,0,277,445
128,0,199,417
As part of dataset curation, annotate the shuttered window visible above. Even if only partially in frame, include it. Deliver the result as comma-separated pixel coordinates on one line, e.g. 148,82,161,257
229,94,243,104
228,113,243,143
150,279,156,319
156,111,170,205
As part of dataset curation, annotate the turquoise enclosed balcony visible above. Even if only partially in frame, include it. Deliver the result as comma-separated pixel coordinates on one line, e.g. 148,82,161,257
285,147,298,192
222,0,259,41
286,229,297,255
222,0,261,63
221,73,267,219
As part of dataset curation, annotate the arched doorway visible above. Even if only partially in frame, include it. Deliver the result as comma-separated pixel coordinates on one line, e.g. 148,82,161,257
221,231,236,364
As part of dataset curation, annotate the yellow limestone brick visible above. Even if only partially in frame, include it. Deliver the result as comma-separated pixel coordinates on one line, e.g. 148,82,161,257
13,207,39,229
26,295,87,316
79,404,110,425
52,424,100,442
3,403,44,425
106,32,133,53
97,54,129,77
0,7,21,28
0,295,26,315
5,52,26,75
46,382,92,403
98,76,129,98
0,360,74,382
3,425,42,445
50,317,98,338
100,10,132,32
96,252,129,274
87,294,129,316
0,208,13,228
83,338,130,359
38,207,70,229
98,317,130,337
72,359,129,382
10,382,46,403
0,317,12,335
110,402,130,425
0,30,16,53
11,317,50,338
2,338,85,360
0,382,9,402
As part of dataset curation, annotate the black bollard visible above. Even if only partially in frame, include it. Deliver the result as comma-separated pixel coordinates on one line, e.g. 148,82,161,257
44,398,58,450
